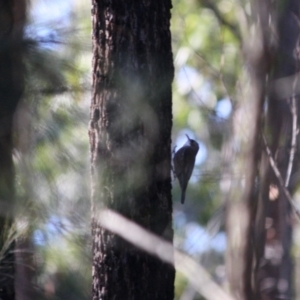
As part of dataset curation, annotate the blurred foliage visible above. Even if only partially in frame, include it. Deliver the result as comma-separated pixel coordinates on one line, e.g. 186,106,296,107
171,0,241,224
14,0,92,299
13,0,244,299
171,0,242,297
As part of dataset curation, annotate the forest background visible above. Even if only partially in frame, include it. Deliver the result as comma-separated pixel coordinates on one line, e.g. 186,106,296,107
2,0,300,299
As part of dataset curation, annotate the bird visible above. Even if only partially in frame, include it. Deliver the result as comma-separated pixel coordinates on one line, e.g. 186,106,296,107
173,134,199,204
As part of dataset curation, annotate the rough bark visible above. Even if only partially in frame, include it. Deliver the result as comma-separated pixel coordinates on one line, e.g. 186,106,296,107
0,0,26,299
89,1,174,300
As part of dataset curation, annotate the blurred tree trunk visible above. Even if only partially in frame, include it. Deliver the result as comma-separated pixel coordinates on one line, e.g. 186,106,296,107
254,1,300,299
226,1,300,299
89,1,174,300
0,0,26,299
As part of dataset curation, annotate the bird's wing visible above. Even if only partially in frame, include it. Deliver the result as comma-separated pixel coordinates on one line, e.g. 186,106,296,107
174,146,195,189
174,147,186,177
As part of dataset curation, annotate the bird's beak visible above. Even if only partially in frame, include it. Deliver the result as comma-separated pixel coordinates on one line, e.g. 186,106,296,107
185,134,190,141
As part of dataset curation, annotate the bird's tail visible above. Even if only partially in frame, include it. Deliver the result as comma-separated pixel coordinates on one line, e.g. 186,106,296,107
181,189,186,204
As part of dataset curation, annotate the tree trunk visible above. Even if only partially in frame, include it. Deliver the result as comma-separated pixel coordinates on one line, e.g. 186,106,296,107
0,0,26,299
225,1,273,298
90,1,175,300
226,1,300,299
254,1,300,298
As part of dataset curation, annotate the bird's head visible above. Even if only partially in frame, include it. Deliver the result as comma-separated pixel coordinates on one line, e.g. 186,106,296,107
185,134,199,153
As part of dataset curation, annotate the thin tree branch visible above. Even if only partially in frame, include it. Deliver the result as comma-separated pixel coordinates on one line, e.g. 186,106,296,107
97,209,235,300
286,66,300,187
192,50,234,104
285,95,298,187
181,66,230,120
262,134,300,218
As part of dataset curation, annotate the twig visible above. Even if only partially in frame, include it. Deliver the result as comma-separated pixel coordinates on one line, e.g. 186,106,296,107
98,209,235,300
181,66,231,121
285,95,298,187
192,49,234,104
262,134,300,218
